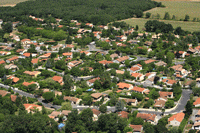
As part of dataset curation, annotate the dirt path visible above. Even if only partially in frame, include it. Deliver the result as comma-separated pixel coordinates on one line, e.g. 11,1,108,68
0,4,16,7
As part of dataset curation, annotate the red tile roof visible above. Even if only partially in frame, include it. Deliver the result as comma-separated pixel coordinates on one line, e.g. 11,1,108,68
0,60,5,64
136,113,156,121
92,109,101,115
22,81,37,86
7,56,18,61
31,58,39,64
23,53,31,57
117,82,132,89
130,67,140,72
144,59,156,64
91,93,102,99
168,112,185,122
98,60,113,65
52,76,63,83
10,95,17,102
0,90,8,97
132,86,145,93
63,52,72,56
159,91,173,97
118,111,129,118
87,77,100,83
130,125,143,132
193,97,200,106
162,79,177,85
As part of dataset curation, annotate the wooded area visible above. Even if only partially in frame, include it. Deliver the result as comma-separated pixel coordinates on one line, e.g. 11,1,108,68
0,0,162,24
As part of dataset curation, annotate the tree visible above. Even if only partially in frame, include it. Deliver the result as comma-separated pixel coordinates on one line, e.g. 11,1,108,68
2,22,13,33
165,100,174,108
42,92,54,102
66,35,72,44
99,104,107,113
109,94,118,106
148,89,159,99
185,101,192,117
63,74,73,90
143,122,155,133
60,102,72,110
135,25,139,31
184,14,190,21
116,100,125,112
42,106,47,114
163,12,170,20
145,12,151,18
131,117,144,125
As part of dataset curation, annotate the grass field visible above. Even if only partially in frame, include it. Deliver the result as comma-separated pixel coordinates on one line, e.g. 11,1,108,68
145,1,200,21
122,18,200,32
0,0,28,6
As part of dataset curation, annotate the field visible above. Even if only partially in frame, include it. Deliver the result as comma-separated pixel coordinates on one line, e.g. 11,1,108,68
122,18,200,32
145,1,200,20
0,0,28,6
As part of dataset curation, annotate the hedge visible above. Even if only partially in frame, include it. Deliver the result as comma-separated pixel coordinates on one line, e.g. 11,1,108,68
178,118,188,133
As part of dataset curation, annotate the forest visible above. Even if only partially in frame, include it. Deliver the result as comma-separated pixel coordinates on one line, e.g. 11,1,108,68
0,0,162,25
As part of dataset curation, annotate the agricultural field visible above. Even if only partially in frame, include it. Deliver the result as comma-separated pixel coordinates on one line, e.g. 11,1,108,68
122,18,200,32
145,1,200,21
0,0,28,6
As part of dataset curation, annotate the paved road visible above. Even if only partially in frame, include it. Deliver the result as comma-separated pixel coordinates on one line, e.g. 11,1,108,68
0,83,61,109
72,104,116,112
134,90,192,115
87,44,103,52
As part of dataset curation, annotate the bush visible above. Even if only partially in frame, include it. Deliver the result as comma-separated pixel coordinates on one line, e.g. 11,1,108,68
178,118,187,133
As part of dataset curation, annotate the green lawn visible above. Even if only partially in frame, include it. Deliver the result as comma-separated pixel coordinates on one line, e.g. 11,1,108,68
145,1,200,21
122,18,200,32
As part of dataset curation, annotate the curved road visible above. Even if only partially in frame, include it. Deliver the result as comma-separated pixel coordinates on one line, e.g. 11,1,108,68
134,89,192,115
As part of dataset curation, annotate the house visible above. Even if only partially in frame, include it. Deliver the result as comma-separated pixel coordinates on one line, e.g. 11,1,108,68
63,52,73,58
62,110,71,120
193,98,200,107
162,79,177,86
159,91,173,98
39,53,51,58
115,35,127,42
10,95,17,102
16,49,27,55
144,59,156,64
177,51,187,58
22,81,39,89
5,64,19,72
130,125,143,133
23,71,41,77
21,39,31,45
66,44,74,50
7,75,19,83
87,77,100,87
0,60,5,65
67,60,82,69
184,80,195,88
23,104,42,113
129,67,141,73
12,21,20,28
118,111,129,118
0,51,11,56
99,60,113,66
110,53,119,60
52,76,64,85
131,86,150,94
131,73,144,81
195,110,200,117
51,44,63,51
6,56,19,63
31,58,39,65
63,96,81,105
145,76,156,85
145,72,156,79
153,97,167,108
49,111,61,121
193,122,200,130
80,51,92,56
117,82,133,90
91,93,103,102
0,90,9,97
114,56,129,63
116,70,125,75
0,19,3,25
92,109,101,121
120,98,138,106
136,113,157,125
155,61,167,67
168,112,185,126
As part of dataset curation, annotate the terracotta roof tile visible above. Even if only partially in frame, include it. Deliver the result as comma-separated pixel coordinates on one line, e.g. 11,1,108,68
92,109,101,115
144,59,156,64
168,112,185,122
118,111,129,118
10,95,17,102
91,93,102,99
117,82,132,89
193,97,200,106
132,86,145,93
0,90,8,97
130,125,143,132
136,113,156,121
